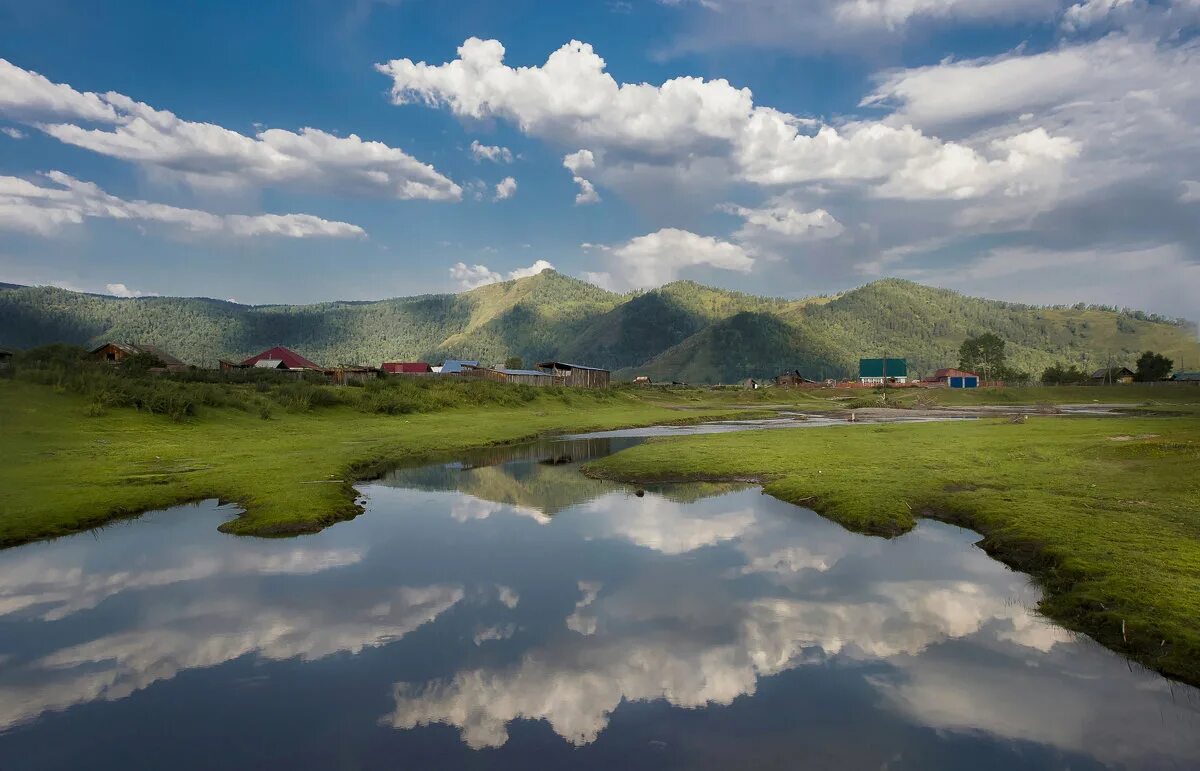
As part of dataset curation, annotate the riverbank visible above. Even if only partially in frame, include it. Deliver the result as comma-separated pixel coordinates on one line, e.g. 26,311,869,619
0,380,771,547
583,415,1200,685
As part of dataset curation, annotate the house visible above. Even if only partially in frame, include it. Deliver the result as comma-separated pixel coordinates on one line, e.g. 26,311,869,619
439,359,480,375
1091,366,1135,384
90,342,187,371
743,377,759,390
536,361,611,388
1171,371,1200,382
238,346,322,370
382,362,433,375
466,367,559,386
928,367,980,389
859,358,908,385
774,370,817,387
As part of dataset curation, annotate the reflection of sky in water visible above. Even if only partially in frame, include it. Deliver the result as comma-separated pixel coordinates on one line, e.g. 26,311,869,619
0,438,1197,770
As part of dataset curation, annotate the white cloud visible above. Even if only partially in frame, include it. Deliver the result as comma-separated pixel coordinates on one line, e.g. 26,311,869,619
493,176,517,201
450,259,555,289
722,199,845,250
1,126,24,139
1061,0,1136,31
0,59,461,201
105,283,148,299
0,172,366,239
564,150,601,204
586,228,754,290
470,139,513,163
377,39,1072,202
1181,180,1200,202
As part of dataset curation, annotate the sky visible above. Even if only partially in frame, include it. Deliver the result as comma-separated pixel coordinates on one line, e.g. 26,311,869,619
0,0,1198,318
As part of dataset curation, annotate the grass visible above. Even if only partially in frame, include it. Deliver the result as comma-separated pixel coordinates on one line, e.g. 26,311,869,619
584,415,1200,686
0,379,763,547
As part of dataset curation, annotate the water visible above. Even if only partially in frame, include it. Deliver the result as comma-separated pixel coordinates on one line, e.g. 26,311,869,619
0,431,1197,770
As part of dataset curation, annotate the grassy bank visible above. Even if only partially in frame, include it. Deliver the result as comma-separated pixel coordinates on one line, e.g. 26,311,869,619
584,416,1200,685
0,379,765,547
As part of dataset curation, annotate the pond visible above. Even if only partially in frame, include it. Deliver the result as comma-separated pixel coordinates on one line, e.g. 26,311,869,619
0,428,1197,770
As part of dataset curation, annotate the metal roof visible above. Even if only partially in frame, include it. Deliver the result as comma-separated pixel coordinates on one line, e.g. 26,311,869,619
500,369,555,377
858,358,908,378
254,359,285,369
535,361,610,372
1172,371,1200,381
240,346,322,370
440,359,480,374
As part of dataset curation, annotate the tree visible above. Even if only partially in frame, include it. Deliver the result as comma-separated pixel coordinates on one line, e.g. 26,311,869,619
1041,364,1089,385
504,356,523,370
1135,351,1173,382
959,333,1006,380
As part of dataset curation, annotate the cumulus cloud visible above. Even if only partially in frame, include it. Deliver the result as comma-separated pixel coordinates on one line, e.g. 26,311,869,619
493,176,517,201
105,283,149,299
470,139,513,163
0,172,366,239
450,258,555,289
563,149,601,204
376,38,1072,203
722,198,845,254
584,228,754,290
0,59,461,200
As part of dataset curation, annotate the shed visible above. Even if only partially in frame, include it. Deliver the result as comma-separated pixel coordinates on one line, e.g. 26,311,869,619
90,342,187,371
382,362,433,374
536,361,611,388
240,346,322,370
1091,366,1135,384
0,346,14,368
467,367,559,387
439,359,480,375
743,378,759,390
859,358,908,385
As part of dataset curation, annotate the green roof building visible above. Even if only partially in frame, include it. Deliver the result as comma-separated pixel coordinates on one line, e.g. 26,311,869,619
859,358,908,384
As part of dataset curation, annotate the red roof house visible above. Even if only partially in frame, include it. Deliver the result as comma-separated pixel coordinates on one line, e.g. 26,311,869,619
239,346,322,370
382,362,433,374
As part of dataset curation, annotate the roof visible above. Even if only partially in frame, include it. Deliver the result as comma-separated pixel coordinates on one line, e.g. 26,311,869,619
859,358,908,378
934,368,978,378
1091,366,1135,379
90,342,185,367
240,346,321,370
0,347,14,356
536,361,610,373
382,362,432,373
499,368,555,377
440,359,480,374
254,359,285,369
1171,371,1200,381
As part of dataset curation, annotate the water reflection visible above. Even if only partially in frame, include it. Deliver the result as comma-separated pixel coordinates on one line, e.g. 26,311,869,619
0,434,1197,770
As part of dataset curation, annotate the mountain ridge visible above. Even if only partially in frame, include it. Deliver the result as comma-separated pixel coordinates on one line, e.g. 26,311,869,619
1,271,1196,382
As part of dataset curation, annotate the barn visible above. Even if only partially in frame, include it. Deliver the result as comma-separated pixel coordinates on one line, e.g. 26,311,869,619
536,361,611,388
238,346,322,370
858,358,908,385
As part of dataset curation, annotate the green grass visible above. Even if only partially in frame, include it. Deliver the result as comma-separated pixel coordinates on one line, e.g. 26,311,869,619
584,415,1200,685
0,379,761,547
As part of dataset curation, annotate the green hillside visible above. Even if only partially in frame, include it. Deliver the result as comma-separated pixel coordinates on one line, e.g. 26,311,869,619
1,272,1196,382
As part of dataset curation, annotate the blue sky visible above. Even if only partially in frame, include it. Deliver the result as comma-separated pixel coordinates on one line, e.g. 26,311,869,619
1,0,1197,318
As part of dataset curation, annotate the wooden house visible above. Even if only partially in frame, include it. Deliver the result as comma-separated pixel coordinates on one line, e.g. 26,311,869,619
238,346,322,370
536,361,611,388
90,342,187,371
382,362,433,375
1091,366,1135,384
466,367,560,387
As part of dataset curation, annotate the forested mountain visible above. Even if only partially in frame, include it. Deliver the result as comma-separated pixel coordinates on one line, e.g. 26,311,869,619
1,271,1196,383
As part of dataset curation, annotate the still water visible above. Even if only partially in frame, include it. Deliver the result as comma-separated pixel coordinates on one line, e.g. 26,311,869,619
1,431,1197,770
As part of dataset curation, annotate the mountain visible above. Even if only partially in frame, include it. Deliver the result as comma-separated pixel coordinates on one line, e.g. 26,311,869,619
1,272,1196,382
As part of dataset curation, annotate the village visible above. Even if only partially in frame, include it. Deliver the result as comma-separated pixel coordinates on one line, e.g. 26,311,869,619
69,343,1200,390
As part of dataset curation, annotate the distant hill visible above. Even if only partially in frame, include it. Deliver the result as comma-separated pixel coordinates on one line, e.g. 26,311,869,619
1,271,1196,382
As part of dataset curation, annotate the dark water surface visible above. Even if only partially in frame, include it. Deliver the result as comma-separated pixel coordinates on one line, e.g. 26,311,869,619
1,431,1197,770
